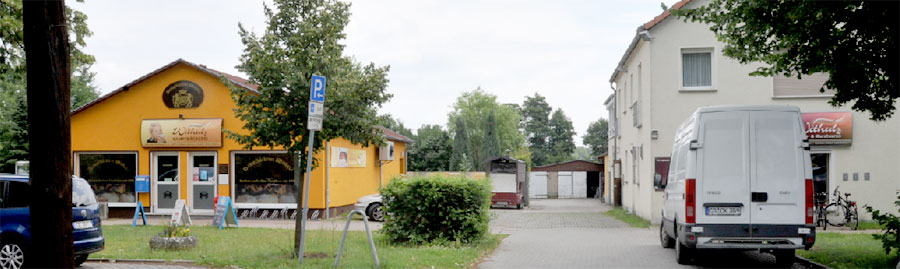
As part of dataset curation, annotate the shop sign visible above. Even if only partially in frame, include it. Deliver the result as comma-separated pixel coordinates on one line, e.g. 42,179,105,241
162,80,205,108
802,112,852,145
330,147,367,168
141,119,223,147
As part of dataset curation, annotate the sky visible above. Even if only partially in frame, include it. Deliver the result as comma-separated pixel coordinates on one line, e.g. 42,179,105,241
75,0,678,146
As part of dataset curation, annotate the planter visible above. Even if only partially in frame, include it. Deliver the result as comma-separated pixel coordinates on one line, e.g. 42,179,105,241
149,234,198,250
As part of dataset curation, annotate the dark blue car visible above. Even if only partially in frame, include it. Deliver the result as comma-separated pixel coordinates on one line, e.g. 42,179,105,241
0,175,105,268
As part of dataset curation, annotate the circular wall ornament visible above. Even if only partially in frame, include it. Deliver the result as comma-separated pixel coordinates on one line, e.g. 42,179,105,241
163,80,204,108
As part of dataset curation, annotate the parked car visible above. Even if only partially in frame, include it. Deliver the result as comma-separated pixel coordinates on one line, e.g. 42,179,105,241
660,105,815,266
0,175,105,268
353,194,384,222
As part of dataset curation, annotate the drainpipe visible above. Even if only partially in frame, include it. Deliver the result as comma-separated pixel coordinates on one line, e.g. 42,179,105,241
325,142,330,219
609,81,617,206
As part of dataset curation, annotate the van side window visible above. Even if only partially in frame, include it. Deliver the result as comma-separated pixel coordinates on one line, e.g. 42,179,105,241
676,143,689,181
668,149,679,184
4,181,30,208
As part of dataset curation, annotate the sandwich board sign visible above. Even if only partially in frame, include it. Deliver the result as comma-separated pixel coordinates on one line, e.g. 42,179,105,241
212,196,239,229
170,199,192,226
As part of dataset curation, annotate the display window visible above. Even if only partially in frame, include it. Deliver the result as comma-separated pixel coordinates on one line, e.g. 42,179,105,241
231,151,296,206
75,152,138,206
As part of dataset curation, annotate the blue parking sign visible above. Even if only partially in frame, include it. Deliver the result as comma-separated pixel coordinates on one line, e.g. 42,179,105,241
310,75,326,102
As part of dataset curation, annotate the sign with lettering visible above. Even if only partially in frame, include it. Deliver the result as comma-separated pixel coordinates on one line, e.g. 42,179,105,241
310,75,326,102
135,175,150,193
162,80,205,108
170,199,192,226
212,196,239,229
141,119,223,147
802,112,852,145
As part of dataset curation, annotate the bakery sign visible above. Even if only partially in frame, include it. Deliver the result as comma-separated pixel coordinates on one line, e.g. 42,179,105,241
802,112,852,145
141,119,222,147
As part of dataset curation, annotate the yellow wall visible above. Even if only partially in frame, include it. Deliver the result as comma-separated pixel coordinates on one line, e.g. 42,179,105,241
71,62,406,211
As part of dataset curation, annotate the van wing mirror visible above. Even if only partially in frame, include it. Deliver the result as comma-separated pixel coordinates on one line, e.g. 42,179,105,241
689,140,702,150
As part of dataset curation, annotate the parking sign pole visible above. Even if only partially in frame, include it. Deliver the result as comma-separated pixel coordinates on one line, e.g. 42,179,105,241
299,75,325,265
298,129,315,264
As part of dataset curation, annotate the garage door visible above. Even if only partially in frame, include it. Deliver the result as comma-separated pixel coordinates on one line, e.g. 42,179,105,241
530,171,548,198
557,171,573,198
573,171,587,198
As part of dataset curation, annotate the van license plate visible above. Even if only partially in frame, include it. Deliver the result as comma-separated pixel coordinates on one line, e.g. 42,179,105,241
706,207,741,216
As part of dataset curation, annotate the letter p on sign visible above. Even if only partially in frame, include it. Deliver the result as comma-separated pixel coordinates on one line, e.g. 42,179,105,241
310,75,326,102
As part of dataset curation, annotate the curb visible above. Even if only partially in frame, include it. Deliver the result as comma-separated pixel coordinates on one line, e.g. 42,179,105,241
795,255,829,269
87,258,197,265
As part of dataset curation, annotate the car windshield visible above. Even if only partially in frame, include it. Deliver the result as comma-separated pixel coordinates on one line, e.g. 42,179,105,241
72,177,98,207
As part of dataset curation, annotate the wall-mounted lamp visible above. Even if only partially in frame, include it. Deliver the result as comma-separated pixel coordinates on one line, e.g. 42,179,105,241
651,130,658,140
179,114,184,119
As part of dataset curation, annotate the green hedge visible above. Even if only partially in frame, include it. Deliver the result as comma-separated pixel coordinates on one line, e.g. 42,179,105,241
381,174,492,245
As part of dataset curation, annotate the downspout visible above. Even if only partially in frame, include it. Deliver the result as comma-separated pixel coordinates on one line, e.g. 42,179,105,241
325,142,330,219
609,81,617,206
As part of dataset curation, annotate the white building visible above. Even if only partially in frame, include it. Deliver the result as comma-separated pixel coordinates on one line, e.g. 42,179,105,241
606,0,900,223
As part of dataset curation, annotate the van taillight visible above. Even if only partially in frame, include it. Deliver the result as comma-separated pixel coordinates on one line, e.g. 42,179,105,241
805,179,813,224
686,178,696,224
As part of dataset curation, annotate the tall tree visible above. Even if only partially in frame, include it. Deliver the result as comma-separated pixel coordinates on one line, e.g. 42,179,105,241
548,109,575,164
582,118,608,157
447,88,524,170
408,124,451,171
480,111,501,163
521,93,553,166
672,0,899,121
449,117,469,171
228,0,391,254
376,114,414,139
24,0,73,266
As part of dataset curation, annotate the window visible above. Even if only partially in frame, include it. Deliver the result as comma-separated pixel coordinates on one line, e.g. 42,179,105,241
76,152,138,205
773,73,834,98
232,152,296,204
5,181,30,208
681,48,713,89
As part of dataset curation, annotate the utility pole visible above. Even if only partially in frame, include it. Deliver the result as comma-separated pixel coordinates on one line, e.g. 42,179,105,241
23,0,74,267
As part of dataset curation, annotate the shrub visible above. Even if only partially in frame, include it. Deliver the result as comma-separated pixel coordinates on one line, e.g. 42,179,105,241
865,192,900,256
381,174,492,245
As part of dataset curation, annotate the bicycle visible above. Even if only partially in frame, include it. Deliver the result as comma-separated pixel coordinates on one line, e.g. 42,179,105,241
822,186,859,230
814,192,828,228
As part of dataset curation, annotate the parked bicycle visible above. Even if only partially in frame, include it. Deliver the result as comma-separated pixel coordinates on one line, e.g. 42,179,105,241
814,191,828,228
822,186,859,230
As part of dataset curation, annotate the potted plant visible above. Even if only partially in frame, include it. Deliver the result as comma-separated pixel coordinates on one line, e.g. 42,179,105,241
149,223,197,250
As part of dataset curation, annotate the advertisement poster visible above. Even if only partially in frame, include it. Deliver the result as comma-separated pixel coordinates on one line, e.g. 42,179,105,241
801,112,852,145
330,147,367,168
140,119,223,147
233,153,295,204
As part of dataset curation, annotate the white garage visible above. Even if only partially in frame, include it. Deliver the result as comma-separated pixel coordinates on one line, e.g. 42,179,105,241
529,160,604,199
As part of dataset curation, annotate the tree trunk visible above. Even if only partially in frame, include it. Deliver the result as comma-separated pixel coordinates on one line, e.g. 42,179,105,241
23,0,73,267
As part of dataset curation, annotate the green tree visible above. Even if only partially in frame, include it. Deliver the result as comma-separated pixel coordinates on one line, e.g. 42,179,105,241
548,109,575,164
582,118,608,157
672,0,899,121
480,111,501,163
376,114,414,139
447,88,525,170
449,117,469,171
521,93,552,166
227,0,391,253
571,146,592,161
408,124,451,171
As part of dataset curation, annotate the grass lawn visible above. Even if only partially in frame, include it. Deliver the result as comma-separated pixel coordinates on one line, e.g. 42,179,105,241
603,208,651,228
798,232,899,269
94,225,504,268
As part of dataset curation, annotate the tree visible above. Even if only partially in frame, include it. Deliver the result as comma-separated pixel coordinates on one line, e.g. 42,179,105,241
407,124,451,171
521,93,553,166
571,147,592,161
227,0,391,254
480,111,501,162
582,118,608,157
672,0,899,121
376,114,414,139
447,88,525,170
449,117,469,171
547,109,575,164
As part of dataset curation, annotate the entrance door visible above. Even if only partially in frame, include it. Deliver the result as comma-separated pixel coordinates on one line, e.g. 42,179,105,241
811,153,829,200
153,152,180,213
530,171,548,198
189,152,217,214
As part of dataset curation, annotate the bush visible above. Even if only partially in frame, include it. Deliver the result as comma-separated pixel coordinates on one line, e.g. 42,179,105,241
381,174,492,245
865,192,900,256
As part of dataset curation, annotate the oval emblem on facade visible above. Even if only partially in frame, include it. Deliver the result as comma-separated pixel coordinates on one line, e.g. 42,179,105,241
163,80,204,108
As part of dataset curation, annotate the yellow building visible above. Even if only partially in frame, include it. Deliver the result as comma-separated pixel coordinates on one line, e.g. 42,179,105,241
71,59,410,217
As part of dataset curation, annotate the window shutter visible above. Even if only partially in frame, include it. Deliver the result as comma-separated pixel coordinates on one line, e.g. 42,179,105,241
774,73,834,97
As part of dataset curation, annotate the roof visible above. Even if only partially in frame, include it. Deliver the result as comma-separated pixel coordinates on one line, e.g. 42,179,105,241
696,105,801,113
532,160,604,172
378,126,414,144
72,58,260,115
0,174,29,182
609,0,693,83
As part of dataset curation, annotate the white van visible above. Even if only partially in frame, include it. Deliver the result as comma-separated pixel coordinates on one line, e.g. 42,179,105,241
659,105,815,265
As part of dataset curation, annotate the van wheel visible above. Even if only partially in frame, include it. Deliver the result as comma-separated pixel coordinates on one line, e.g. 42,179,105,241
75,254,88,267
0,240,25,269
675,228,693,265
660,223,674,248
773,249,795,267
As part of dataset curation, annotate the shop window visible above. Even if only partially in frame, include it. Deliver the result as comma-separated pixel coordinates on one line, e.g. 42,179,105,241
76,152,137,205
233,152,296,204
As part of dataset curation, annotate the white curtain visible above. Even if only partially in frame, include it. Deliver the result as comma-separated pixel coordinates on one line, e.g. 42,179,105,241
682,53,711,87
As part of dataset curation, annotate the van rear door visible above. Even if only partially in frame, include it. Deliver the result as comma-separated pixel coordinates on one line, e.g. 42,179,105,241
749,111,805,226
696,111,751,228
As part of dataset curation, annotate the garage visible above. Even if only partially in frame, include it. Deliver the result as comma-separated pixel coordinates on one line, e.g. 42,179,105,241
529,160,604,199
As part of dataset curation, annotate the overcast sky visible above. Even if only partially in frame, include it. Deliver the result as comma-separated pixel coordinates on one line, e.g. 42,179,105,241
75,0,678,146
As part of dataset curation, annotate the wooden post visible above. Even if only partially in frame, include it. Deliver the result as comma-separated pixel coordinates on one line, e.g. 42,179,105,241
23,0,74,267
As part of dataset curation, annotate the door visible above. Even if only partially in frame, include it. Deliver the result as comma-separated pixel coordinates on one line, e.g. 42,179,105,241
696,111,751,226
750,111,805,225
152,152,180,213
557,171,573,198
573,171,587,198
530,171,548,198
189,152,217,214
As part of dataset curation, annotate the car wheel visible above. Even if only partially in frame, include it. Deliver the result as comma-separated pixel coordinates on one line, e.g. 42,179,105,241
773,249,795,267
660,223,674,248
367,203,385,222
75,254,88,267
0,241,25,269
675,227,692,265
